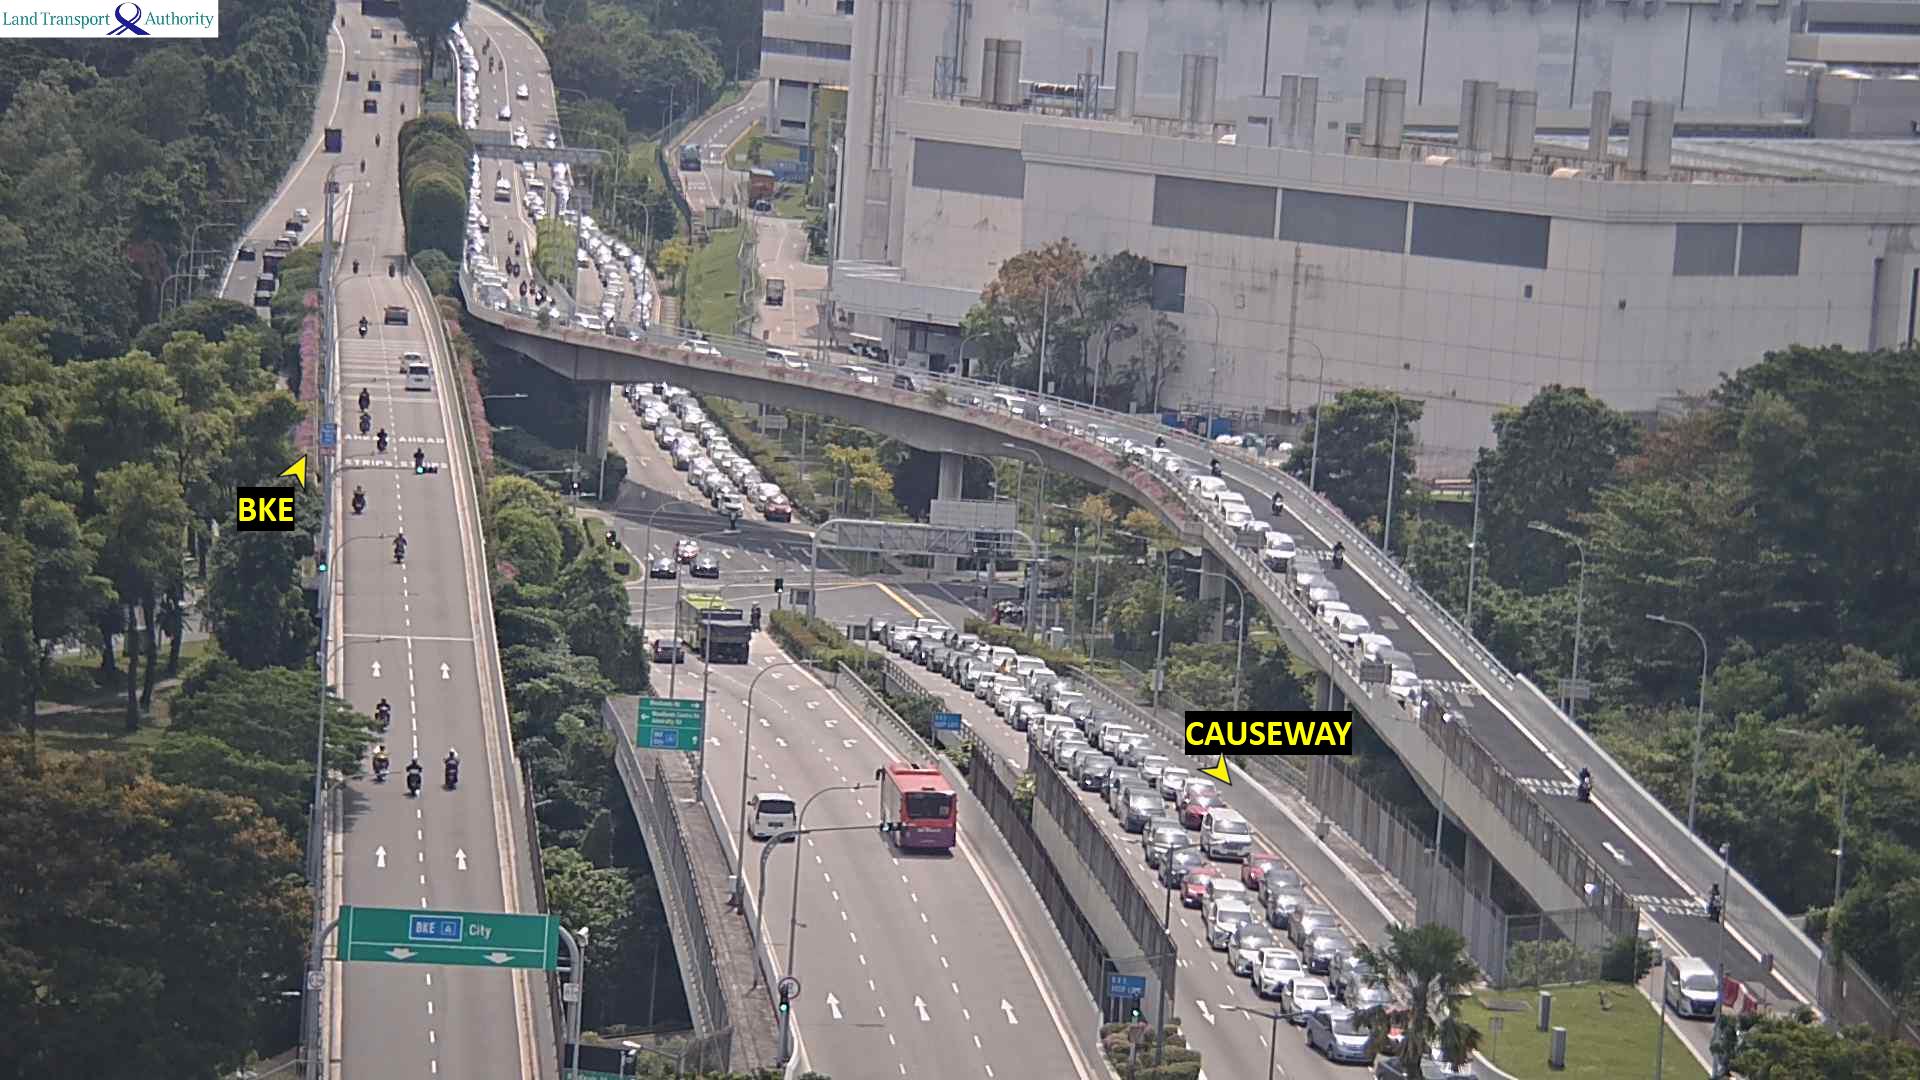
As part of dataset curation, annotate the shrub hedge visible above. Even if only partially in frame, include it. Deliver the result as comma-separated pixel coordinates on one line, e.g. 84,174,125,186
397,114,471,261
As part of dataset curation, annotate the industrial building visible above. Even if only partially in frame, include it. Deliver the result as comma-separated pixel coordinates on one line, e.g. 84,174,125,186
815,0,1920,470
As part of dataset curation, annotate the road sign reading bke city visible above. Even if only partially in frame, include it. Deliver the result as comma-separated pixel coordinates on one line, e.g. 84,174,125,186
337,904,559,970
1107,973,1148,999
637,697,705,751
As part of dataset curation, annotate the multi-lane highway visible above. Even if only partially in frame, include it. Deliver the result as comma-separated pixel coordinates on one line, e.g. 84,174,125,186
459,6,622,323
603,389,1430,1078
672,85,766,218
605,403,1100,1080
230,6,553,1077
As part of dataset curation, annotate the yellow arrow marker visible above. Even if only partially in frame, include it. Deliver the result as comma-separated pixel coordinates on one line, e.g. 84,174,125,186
280,455,308,488
1200,754,1232,785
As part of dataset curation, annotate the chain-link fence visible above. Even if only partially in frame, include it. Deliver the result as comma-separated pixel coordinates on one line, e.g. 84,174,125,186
968,744,1110,1004
733,222,759,339
1496,907,1653,990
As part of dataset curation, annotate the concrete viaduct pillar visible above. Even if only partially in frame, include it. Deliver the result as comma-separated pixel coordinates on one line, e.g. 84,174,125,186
935,452,965,573
1316,670,1346,712
584,382,613,493
1199,549,1227,643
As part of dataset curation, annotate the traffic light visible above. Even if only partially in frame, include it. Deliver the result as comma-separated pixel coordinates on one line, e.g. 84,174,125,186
316,555,330,574
773,576,784,593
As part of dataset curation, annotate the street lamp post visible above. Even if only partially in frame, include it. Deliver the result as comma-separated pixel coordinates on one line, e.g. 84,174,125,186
1428,710,1466,916
1382,396,1404,555
1155,840,1198,1065
1530,521,1589,720
786,783,868,973
1152,547,1171,710
1186,296,1223,438
1645,614,1710,832
1221,1004,1286,1080
736,660,818,901
1178,566,1247,710
1465,470,1482,629
1002,443,1047,627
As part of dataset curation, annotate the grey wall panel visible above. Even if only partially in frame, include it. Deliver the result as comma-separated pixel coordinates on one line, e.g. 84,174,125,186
1739,223,1802,277
1673,223,1738,276
1279,188,1409,254
1411,203,1551,270
911,140,1027,199
1151,175,1278,238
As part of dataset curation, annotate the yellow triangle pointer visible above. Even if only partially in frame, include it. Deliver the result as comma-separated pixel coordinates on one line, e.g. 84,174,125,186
280,455,308,488
1201,754,1232,785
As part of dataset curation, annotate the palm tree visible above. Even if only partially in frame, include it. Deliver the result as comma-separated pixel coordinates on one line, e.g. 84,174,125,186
1351,922,1484,1072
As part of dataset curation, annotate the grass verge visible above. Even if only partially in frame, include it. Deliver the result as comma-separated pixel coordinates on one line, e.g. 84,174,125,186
727,121,801,170
1457,983,1707,1080
684,227,745,338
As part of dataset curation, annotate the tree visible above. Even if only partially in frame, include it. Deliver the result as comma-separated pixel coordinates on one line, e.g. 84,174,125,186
1127,312,1186,412
964,238,1089,390
1077,251,1152,407
1731,1016,1920,1079
1351,922,1482,1071
1475,386,1640,593
398,0,471,80
4,494,112,733
0,742,308,1076
1285,388,1421,552
493,503,566,583
92,462,190,729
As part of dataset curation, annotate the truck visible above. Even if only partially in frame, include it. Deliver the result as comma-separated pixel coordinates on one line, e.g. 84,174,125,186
765,278,786,307
680,593,752,663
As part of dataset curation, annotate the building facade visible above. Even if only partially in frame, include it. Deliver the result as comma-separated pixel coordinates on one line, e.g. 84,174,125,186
760,0,855,141
817,0,1920,472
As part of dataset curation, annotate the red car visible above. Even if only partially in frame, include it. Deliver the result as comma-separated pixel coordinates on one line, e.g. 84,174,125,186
1180,793,1225,830
1243,852,1285,891
1182,866,1224,908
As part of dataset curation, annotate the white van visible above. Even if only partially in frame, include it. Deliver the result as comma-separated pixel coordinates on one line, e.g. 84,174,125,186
494,178,512,202
766,347,805,369
402,352,432,391
1191,476,1229,501
748,792,798,841
1663,956,1720,1019
991,392,1030,417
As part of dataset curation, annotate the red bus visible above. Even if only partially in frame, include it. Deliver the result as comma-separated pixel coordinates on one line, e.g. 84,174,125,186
874,763,957,851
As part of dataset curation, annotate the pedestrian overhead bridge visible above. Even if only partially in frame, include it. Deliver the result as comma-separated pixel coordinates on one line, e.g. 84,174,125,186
461,272,1824,1020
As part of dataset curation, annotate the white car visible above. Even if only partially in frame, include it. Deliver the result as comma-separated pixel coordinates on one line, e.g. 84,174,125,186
1253,947,1306,999
678,339,722,358
497,103,512,120
1262,532,1298,561
516,83,530,100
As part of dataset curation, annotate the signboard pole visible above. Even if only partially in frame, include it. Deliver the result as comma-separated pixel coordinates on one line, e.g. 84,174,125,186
560,927,585,1079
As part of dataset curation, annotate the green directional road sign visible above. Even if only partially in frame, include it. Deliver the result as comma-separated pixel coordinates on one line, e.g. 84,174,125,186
637,697,705,751
338,905,559,970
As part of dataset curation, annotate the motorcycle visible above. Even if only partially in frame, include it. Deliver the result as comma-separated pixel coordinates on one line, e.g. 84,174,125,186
393,539,407,564
359,388,371,411
750,605,763,631
388,264,396,278
1270,492,1284,515
352,259,359,274
1330,542,1345,570
373,759,390,783
358,318,369,338
1575,770,1593,803
352,491,366,515
376,431,389,453
1209,458,1222,479
1706,890,1723,923
413,448,426,471
445,761,460,790
359,412,372,435
1154,435,1166,449
375,703,392,728
405,768,422,796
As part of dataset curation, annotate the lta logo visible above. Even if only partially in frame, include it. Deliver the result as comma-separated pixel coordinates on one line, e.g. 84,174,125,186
106,2,150,35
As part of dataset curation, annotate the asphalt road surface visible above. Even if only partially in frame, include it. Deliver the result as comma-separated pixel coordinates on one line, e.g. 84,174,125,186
673,84,766,218
275,7,553,1078
462,5,616,321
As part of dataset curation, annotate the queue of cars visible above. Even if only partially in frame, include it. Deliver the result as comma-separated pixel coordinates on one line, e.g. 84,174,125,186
875,619,1464,1072
629,382,795,525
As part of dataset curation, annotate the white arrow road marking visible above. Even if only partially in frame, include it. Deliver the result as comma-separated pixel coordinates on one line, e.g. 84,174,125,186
758,716,770,727
826,993,843,1020
913,996,930,1022
375,846,387,868
371,661,382,678
386,947,416,961
1000,999,1019,1025
842,739,858,749
824,719,838,729
1602,841,1629,864
440,663,450,680
775,737,788,748
455,849,468,871
484,952,514,965
1196,1000,1215,1025
787,684,800,692
708,736,721,746
806,701,820,710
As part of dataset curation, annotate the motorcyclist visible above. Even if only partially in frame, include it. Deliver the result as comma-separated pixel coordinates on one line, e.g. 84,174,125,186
371,745,390,780
413,447,427,471
388,263,396,278
444,748,460,788
360,159,365,173
1154,435,1166,449
375,698,391,726
352,485,366,514
1706,885,1723,923
359,411,371,435
751,604,763,630
394,532,407,562
1576,766,1593,802
359,387,372,411
405,756,423,794
1271,491,1284,515
1209,457,1222,478
374,134,380,147
352,259,359,274
376,428,389,453
1331,541,1345,569
358,316,369,337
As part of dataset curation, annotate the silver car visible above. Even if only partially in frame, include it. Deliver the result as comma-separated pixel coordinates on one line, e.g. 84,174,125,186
1144,824,1187,868
1291,907,1340,949
1206,901,1255,950
1304,1005,1376,1064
